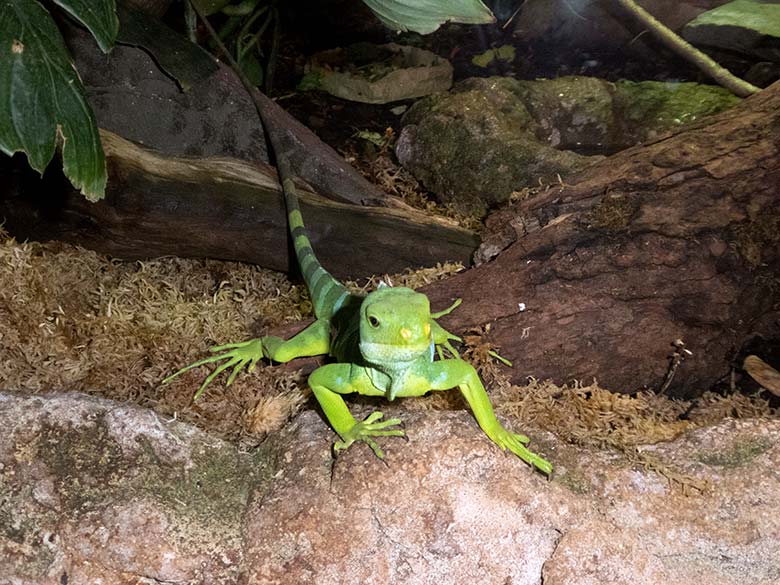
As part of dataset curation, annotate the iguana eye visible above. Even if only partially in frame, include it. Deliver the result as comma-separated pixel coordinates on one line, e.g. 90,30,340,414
368,315,380,328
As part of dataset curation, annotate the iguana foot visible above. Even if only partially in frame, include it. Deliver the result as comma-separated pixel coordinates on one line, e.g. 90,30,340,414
489,426,553,475
334,411,405,459
163,338,264,400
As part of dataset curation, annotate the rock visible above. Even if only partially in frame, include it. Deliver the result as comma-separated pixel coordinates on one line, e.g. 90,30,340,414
248,411,780,585
396,76,738,213
396,77,591,214
304,43,453,104
0,391,273,585
560,418,780,585
242,410,580,585
3,391,780,584
683,0,780,69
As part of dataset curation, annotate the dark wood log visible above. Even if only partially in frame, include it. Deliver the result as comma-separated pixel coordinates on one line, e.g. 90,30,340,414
424,82,780,398
65,11,389,207
0,130,477,279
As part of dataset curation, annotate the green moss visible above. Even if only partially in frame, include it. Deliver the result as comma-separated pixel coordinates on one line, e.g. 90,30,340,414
0,465,58,577
38,419,129,513
402,77,588,212
615,81,740,135
517,77,614,127
734,213,780,266
141,439,273,542
554,470,591,494
588,194,639,231
697,437,771,468
32,412,274,544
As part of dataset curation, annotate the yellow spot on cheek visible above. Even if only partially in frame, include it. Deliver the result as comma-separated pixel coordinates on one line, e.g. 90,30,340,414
424,323,431,336
399,327,411,340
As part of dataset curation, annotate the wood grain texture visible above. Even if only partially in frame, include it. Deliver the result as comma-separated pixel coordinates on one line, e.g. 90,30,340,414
0,130,477,279
425,82,780,397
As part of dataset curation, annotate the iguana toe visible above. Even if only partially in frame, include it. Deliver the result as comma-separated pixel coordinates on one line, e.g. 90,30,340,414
334,411,405,459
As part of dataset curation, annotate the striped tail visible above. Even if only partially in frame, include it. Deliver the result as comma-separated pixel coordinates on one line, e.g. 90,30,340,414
282,177,350,320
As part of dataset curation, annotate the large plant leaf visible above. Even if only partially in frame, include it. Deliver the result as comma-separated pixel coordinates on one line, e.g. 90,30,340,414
117,3,218,92
687,0,780,37
0,0,117,200
361,0,495,34
190,0,233,17
51,0,118,52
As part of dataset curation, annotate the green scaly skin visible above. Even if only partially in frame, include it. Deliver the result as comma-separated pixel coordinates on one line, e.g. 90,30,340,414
166,1,552,475
164,180,552,474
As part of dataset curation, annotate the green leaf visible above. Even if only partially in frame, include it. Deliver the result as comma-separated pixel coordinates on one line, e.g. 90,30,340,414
687,0,780,37
0,0,112,200
354,130,385,147
117,3,218,92
51,0,118,52
361,0,495,34
472,44,516,67
191,0,234,17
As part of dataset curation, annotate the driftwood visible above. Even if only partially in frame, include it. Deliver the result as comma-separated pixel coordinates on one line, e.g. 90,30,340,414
66,13,389,207
0,130,477,278
424,82,780,398
0,14,476,276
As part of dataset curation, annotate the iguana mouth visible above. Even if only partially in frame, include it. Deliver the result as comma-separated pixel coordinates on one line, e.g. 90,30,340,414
359,341,430,364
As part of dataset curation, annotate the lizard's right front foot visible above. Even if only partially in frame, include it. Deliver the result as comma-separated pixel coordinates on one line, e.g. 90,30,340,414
334,411,405,459
162,338,265,400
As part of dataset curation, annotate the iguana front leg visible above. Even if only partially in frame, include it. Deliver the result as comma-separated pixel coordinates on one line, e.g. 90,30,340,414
164,319,331,399
426,359,552,474
431,301,512,366
308,363,404,459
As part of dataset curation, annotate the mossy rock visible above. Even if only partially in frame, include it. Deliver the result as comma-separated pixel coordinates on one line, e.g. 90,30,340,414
397,76,739,213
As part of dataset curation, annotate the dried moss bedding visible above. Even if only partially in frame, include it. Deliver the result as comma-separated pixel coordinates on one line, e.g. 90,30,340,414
0,228,774,453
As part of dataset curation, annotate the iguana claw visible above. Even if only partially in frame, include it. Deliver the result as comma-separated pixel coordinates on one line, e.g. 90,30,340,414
489,426,552,475
163,338,264,400
333,411,405,459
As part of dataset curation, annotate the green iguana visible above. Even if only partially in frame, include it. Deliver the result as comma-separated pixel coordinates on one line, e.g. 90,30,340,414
165,3,552,475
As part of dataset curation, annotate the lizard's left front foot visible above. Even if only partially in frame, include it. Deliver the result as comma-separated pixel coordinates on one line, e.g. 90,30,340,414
334,411,405,459
490,426,553,475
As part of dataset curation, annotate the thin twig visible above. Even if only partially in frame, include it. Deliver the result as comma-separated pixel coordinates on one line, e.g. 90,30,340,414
659,339,693,394
614,0,759,97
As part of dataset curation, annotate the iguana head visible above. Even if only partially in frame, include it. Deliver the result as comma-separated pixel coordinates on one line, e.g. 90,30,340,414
359,285,433,376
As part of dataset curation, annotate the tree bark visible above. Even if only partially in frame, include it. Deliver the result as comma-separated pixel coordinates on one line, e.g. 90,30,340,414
0,130,477,279
424,82,780,398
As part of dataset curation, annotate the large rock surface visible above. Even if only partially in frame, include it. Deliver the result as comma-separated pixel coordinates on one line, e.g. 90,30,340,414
0,391,273,585
396,76,738,213
2,390,779,584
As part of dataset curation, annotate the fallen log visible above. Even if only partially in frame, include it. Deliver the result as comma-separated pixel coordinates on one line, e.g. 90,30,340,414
65,13,390,207
424,82,780,398
0,130,477,279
